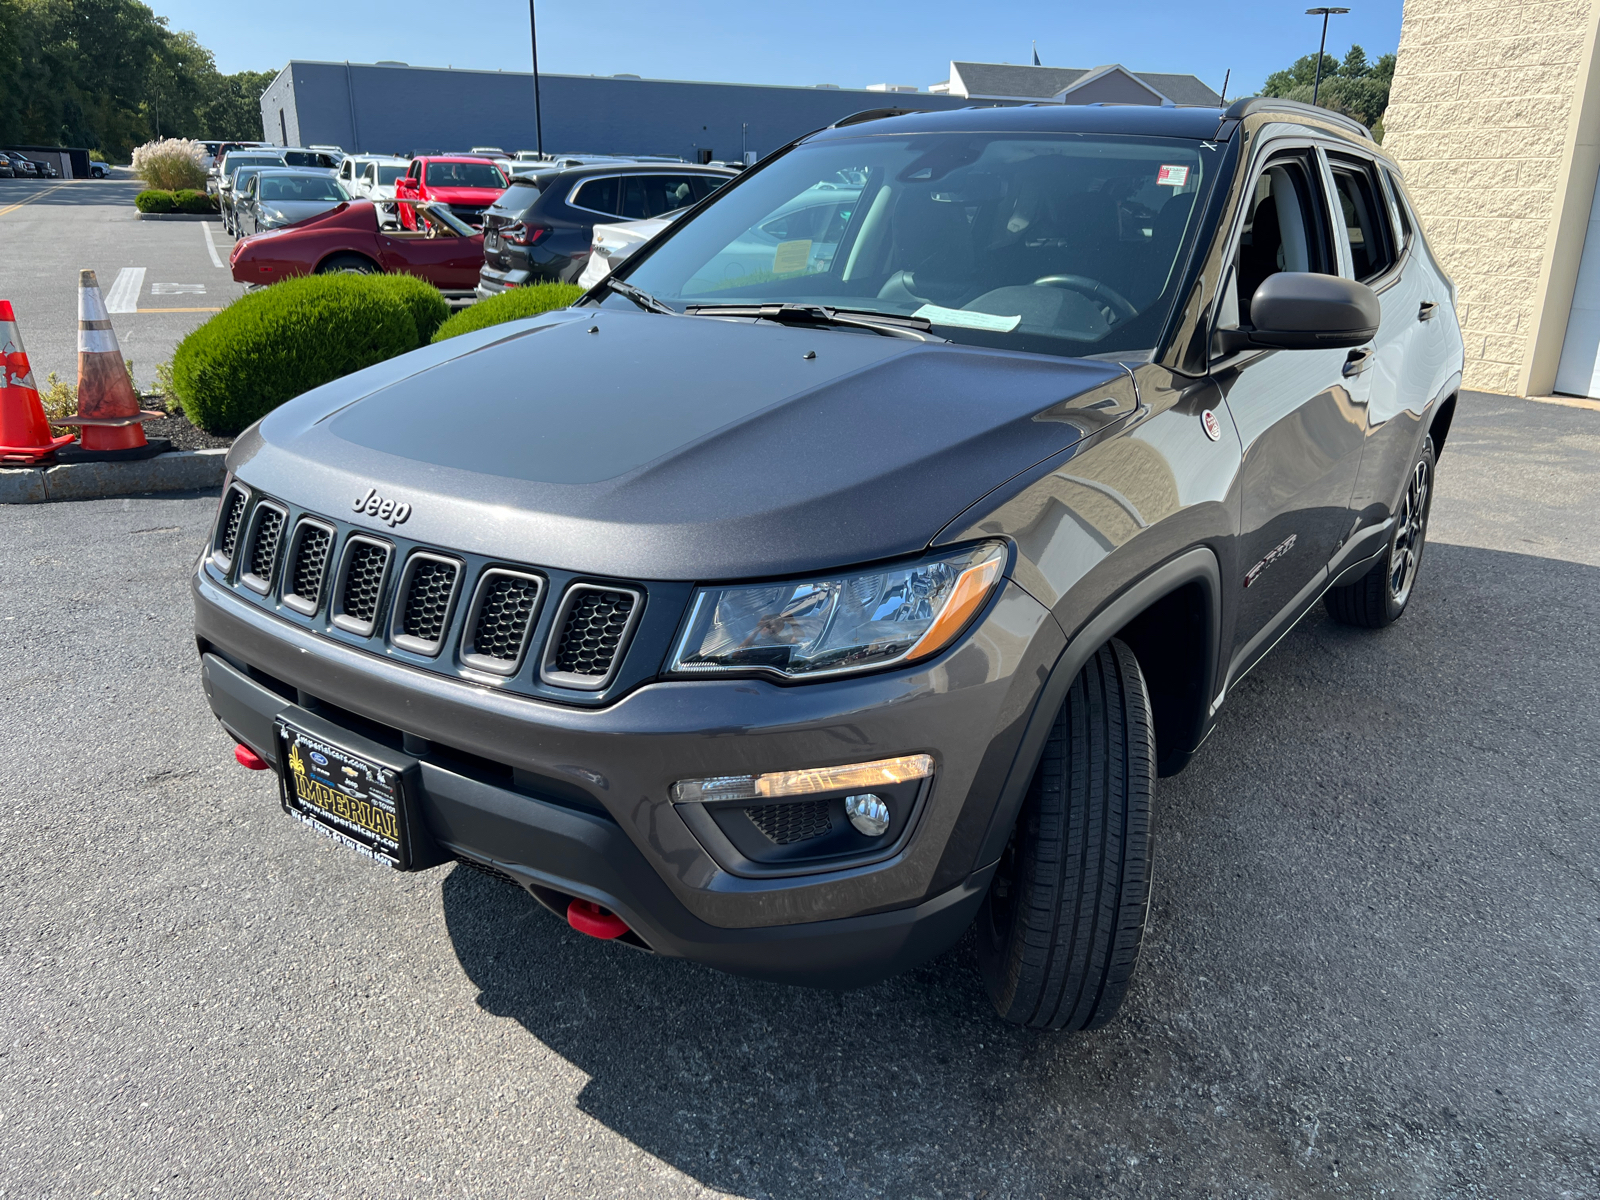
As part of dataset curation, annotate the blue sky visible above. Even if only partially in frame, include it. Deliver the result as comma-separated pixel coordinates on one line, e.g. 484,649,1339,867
157,0,1403,99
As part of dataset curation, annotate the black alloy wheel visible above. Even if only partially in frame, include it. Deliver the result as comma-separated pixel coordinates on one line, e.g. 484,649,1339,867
976,638,1154,1032
1325,436,1436,628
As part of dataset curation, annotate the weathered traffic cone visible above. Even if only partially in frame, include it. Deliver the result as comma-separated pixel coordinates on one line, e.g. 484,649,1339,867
0,300,75,465
56,269,160,453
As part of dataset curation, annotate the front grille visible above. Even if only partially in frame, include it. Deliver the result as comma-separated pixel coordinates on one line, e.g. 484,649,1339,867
283,521,333,615
747,800,833,845
461,570,543,674
214,486,247,567
331,538,391,636
239,504,286,592
390,553,461,656
543,585,641,689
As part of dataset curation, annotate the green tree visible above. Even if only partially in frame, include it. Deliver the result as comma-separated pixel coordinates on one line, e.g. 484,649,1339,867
0,0,272,159
1260,43,1395,132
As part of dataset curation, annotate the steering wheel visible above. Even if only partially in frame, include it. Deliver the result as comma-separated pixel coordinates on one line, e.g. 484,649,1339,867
1032,275,1139,323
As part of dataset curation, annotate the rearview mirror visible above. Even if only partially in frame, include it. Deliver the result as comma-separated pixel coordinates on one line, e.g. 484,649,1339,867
1217,272,1381,353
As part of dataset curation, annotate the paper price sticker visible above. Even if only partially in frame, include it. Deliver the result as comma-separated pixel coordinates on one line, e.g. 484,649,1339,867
1157,164,1190,187
772,239,813,275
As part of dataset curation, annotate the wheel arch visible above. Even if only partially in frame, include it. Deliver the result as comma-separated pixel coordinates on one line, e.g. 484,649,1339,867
1428,391,1457,456
972,546,1221,870
314,249,383,275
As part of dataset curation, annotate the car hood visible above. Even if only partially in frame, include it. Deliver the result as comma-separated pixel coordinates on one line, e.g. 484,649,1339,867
233,309,1130,580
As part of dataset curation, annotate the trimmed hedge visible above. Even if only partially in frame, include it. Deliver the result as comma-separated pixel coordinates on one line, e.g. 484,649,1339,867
431,282,584,343
135,188,218,214
367,274,451,346
170,275,417,435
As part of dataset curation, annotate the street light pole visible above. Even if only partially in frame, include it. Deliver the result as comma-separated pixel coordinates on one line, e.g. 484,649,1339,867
1305,7,1350,107
529,0,544,157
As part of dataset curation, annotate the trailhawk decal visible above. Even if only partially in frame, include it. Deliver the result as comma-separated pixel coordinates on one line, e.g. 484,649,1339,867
1244,534,1297,588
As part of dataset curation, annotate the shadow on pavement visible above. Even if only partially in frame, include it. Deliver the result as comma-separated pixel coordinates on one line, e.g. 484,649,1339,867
0,179,151,206
442,542,1600,1198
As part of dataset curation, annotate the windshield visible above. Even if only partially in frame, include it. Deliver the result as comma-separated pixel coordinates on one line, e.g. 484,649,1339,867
424,161,507,188
225,155,281,176
260,175,349,202
614,132,1214,358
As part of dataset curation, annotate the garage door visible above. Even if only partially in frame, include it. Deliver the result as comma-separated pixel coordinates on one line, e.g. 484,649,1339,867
1555,168,1600,398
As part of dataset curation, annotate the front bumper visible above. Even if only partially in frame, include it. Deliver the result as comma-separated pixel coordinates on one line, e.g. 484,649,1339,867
193,559,1062,986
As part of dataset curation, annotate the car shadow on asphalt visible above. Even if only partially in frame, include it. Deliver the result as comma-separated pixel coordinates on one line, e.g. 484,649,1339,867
0,180,148,205
440,541,1600,1198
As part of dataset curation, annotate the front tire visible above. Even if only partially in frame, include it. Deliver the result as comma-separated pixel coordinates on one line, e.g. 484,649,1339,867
976,638,1154,1032
315,253,380,275
1325,436,1436,629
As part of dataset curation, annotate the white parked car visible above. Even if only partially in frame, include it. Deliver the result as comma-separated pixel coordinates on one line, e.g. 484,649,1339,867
688,181,860,288
338,155,411,226
576,209,688,290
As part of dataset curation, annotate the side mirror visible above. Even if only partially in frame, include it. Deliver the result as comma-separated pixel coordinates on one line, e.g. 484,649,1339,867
1217,272,1380,353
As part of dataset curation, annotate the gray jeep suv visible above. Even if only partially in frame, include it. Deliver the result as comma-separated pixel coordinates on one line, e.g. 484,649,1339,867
193,99,1463,1031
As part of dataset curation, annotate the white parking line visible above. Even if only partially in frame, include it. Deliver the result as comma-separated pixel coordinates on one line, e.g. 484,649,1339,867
201,222,224,269
103,268,145,314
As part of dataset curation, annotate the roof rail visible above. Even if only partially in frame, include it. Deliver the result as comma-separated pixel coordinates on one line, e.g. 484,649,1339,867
1223,96,1373,141
830,107,921,129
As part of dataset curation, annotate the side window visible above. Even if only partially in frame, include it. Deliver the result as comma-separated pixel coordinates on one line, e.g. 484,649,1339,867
655,176,698,213
572,177,619,215
1382,167,1413,244
1215,153,1333,343
620,175,655,220
1231,155,1332,320
689,175,727,202
339,160,351,180
1328,156,1396,282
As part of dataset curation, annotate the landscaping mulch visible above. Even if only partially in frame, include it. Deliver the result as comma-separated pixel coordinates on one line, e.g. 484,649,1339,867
136,400,233,451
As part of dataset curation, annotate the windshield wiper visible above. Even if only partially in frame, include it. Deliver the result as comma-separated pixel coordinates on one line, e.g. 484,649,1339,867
682,302,942,342
597,275,677,315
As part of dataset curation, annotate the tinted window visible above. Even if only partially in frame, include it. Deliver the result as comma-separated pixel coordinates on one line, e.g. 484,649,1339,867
1229,154,1332,319
378,165,406,185
259,175,348,202
1329,157,1395,282
571,176,619,215
618,174,704,219
424,161,506,188
619,133,1215,359
690,175,728,202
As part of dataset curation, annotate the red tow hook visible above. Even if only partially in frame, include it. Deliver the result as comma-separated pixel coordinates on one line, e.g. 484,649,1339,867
234,743,269,771
567,899,629,940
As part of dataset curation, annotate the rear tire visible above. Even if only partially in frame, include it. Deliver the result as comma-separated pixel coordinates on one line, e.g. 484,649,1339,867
976,638,1154,1032
1324,436,1436,629
315,253,380,275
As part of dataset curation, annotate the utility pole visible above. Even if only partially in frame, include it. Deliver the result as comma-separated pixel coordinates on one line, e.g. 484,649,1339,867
529,0,544,157
1305,7,1350,107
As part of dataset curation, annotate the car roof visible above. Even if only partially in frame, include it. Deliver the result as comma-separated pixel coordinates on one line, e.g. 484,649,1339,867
803,99,1376,149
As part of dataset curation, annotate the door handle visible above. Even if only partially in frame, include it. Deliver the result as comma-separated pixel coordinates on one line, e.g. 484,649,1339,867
1419,301,1439,322
1342,348,1374,377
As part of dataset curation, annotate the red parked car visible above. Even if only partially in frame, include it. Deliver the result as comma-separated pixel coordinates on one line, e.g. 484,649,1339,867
229,200,484,295
394,156,508,230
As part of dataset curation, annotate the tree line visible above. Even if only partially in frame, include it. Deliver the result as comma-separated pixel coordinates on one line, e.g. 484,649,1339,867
1260,45,1395,138
0,0,272,159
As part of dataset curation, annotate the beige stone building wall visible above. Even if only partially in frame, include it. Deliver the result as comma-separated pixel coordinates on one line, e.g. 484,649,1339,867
1385,0,1600,395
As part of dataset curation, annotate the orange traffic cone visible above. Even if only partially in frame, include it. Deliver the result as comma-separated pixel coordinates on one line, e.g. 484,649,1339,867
55,269,162,455
0,300,75,465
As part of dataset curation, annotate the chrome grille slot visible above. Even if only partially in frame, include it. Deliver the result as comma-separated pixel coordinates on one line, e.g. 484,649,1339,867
541,584,643,690
390,552,463,657
460,569,543,676
747,800,833,845
331,536,392,637
282,520,334,616
238,502,287,594
213,484,249,570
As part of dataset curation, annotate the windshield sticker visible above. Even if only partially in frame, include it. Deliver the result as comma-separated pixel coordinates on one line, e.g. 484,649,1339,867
912,304,1022,333
1157,164,1190,187
772,239,812,274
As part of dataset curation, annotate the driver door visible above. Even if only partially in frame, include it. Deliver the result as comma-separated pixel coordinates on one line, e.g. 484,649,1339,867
1212,148,1369,681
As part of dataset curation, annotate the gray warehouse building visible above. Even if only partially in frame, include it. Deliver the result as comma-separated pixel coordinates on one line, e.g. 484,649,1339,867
259,60,1224,162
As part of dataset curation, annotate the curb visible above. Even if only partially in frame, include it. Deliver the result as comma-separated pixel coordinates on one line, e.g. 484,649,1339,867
134,211,221,221
0,448,228,503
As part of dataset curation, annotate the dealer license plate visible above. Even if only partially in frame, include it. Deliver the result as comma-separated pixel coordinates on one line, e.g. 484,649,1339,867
275,719,409,866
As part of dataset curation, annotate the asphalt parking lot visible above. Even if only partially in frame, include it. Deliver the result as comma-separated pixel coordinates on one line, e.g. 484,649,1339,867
2,383,1597,1199
0,176,247,392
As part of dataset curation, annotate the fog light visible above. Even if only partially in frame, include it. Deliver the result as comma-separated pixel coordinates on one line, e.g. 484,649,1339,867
845,793,890,837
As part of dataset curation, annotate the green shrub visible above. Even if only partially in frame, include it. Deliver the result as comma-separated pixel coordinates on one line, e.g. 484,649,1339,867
431,282,584,343
174,189,217,213
135,189,177,213
170,275,417,435
367,273,451,346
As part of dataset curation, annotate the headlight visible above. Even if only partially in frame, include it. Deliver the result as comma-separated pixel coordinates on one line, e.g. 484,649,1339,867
669,542,1006,681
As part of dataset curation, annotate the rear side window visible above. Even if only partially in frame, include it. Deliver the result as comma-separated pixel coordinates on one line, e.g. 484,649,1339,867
690,175,727,202
1328,156,1396,282
619,174,707,219
571,177,620,215
1383,167,1414,243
